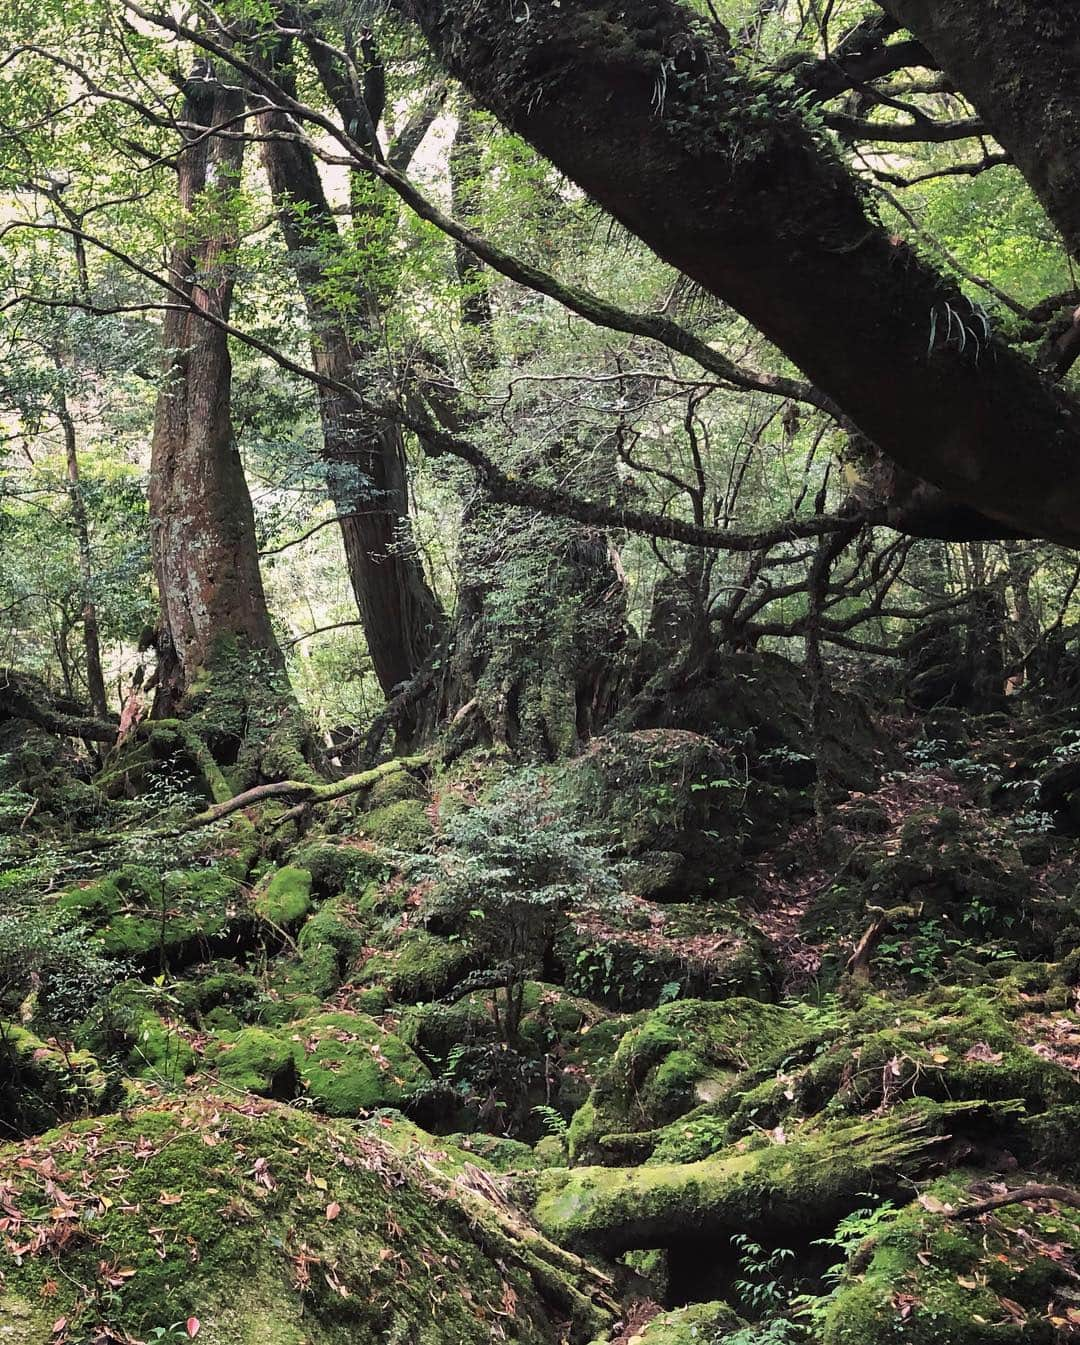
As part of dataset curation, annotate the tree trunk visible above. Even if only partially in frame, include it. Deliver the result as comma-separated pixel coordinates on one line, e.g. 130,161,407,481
148,66,302,779
401,0,1080,547
876,2,1080,260
55,393,107,718
255,39,444,718
423,108,627,757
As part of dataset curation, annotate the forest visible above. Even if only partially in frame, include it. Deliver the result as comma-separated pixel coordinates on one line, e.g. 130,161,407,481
3,0,1080,1341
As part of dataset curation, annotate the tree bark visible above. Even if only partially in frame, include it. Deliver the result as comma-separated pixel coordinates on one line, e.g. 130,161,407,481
55,393,108,718
148,68,286,710
255,39,445,711
400,0,1080,548
876,2,1080,260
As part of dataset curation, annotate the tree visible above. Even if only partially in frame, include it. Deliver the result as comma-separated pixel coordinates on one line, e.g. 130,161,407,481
399,0,1080,547
254,26,445,712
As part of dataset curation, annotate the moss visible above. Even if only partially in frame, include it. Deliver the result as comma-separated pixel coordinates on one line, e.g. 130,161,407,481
636,1301,745,1343
558,900,776,1011
205,1027,298,1097
356,930,475,1002
77,979,195,1086
0,1094,612,1343
568,998,805,1163
289,1012,430,1116
173,968,262,1026
293,840,389,895
355,799,433,852
56,859,244,971
365,768,429,809
538,1099,984,1258
253,865,313,926
0,1023,112,1133
823,1174,1080,1345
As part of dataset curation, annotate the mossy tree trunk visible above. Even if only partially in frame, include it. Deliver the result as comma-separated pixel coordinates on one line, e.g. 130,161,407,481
401,0,1080,547
147,65,307,782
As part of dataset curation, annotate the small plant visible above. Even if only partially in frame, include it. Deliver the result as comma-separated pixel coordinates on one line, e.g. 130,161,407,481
730,1233,795,1316
531,1103,569,1138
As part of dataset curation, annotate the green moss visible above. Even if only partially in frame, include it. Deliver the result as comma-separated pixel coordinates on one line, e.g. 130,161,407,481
290,1012,430,1116
77,979,195,1085
173,968,262,1026
636,1300,745,1343
293,841,389,895
823,1174,1080,1345
205,1027,297,1097
253,865,313,926
357,930,475,1002
0,1022,112,1132
356,799,433,852
56,860,243,970
539,1100,985,1258
568,998,805,1163
0,1094,612,1343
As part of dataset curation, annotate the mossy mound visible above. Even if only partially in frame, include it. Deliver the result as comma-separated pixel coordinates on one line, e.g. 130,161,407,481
632,1300,745,1343
823,1176,1080,1345
76,979,196,1085
538,1098,981,1259
204,1025,298,1097
558,729,752,898
354,798,433,852
291,1011,430,1116
719,986,1080,1168
628,649,893,794
567,998,806,1163
558,898,776,1011
354,928,477,1003
205,1012,429,1117
55,858,246,970
0,1023,113,1133
804,806,1074,974
172,965,263,1031
0,1095,615,1343
252,864,312,926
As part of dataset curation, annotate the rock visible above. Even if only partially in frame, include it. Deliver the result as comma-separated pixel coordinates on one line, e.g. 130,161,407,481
0,1023,112,1132
0,1095,615,1343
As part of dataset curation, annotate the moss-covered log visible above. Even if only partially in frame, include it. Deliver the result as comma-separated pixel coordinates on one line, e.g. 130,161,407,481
534,1100,983,1258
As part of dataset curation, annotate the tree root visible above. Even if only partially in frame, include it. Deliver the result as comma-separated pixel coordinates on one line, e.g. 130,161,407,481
953,1183,1080,1219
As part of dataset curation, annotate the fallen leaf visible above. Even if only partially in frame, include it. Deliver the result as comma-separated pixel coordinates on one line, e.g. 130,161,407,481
325,1201,341,1220
186,1317,200,1338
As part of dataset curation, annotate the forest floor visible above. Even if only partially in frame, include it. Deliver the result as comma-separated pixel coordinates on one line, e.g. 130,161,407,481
3,659,1080,1345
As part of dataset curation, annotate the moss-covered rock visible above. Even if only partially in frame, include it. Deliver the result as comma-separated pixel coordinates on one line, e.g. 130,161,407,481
56,859,245,970
823,1175,1080,1345
804,806,1075,976
0,1095,615,1343
355,929,476,1003
0,1023,112,1133
289,1012,430,1116
538,1099,986,1258
355,799,433,852
558,897,776,1011
204,1026,298,1097
568,998,806,1163
76,979,195,1085
253,865,312,926
293,839,389,895
558,730,753,899
634,1300,745,1343
172,966,263,1030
